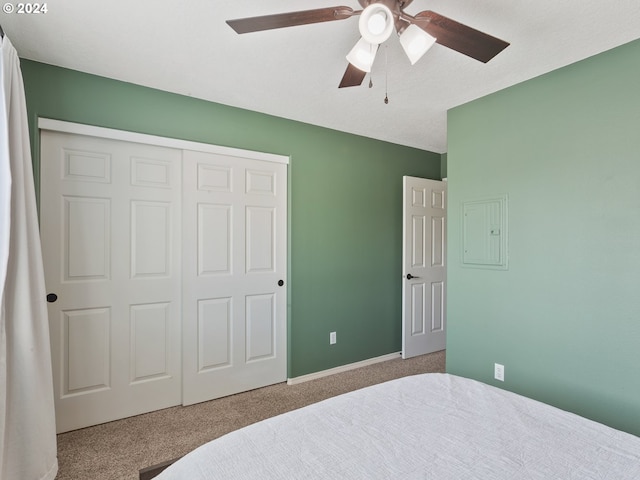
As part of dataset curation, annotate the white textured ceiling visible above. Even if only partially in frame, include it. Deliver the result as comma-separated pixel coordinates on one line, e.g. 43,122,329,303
3,0,640,153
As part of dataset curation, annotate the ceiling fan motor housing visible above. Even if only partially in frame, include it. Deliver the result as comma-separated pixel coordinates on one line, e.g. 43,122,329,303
358,1,398,44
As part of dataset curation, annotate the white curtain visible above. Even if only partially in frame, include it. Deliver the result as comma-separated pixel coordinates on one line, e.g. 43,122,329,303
0,35,58,480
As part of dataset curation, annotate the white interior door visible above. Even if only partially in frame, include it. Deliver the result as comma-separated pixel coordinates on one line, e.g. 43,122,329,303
402,176,447,359
40,131,182,433
182,150,287,405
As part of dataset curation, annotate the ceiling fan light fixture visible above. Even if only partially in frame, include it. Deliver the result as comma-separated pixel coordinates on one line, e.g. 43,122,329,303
399,24,436,65
346,37,379,73
359,4,394,44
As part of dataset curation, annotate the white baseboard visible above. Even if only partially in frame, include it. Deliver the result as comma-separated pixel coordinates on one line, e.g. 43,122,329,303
287,352,401,386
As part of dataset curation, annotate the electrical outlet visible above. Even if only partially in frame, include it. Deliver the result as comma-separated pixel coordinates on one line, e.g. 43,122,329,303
494,363,505,382
330,331,337,345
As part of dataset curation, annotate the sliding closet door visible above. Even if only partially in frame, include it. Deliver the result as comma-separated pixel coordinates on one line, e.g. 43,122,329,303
40,131,182,433
40,121,289,430
182,150,287,405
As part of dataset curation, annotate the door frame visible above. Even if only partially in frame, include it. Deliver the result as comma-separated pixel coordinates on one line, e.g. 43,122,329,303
401,176,447,359
38,119,289,165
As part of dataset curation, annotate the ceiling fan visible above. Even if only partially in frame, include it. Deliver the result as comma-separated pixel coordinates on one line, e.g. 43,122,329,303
226,0,509,88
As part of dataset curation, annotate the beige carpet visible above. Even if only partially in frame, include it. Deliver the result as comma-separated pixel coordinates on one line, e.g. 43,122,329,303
55,351,445,479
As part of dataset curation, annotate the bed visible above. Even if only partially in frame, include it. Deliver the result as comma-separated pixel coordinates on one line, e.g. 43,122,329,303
155,373,640,479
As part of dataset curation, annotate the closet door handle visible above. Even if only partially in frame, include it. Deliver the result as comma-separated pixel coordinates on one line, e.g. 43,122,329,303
46,293,58,303
406,274,420,280
278,280,284,287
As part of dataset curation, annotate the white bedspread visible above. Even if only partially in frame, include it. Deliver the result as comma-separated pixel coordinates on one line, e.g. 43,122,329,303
157,374,640,479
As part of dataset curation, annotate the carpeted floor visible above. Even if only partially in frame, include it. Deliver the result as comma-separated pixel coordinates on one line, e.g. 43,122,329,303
55,350,445,479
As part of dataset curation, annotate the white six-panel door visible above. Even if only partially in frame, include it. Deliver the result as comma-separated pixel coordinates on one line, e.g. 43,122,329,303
40,131,182,433
402,176,447,359
40,124,288,431
182,150,287,405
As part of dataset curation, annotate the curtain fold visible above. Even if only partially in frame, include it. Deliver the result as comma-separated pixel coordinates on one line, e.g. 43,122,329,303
0,35,58,480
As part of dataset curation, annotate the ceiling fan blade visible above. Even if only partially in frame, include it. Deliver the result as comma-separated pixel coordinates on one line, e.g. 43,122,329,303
411,11,509,63
227,7,357,34
339,63,367,88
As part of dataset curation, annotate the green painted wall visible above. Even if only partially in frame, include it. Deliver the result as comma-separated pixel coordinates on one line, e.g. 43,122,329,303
440,153,447,179
447,38,640,436
21,60,440,378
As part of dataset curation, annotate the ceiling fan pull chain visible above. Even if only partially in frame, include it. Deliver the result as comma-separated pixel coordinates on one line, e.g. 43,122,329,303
384,44,389,104
368,41,375,88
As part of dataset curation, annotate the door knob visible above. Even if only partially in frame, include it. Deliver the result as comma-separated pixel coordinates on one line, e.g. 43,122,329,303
406,274,420,280
46,293,58,303
278,280,284,287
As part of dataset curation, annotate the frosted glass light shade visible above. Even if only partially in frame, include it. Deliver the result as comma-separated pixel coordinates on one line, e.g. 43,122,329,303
346,37,379,73
359,4,394,44
399,24,436,65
